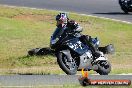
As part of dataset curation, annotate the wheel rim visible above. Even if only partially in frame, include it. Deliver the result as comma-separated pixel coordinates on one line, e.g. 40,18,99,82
99,61,109,69
61,53,77,71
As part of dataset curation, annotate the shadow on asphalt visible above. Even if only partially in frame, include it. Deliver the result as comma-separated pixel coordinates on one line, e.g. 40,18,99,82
93,12,132,15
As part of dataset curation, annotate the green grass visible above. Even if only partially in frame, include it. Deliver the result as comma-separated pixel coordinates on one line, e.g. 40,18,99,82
62,85,132,88
0,5,132,74
7,84,131,88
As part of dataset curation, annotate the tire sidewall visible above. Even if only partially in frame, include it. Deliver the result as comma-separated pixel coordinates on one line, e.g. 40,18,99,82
56,50,77,75
96,60,111,75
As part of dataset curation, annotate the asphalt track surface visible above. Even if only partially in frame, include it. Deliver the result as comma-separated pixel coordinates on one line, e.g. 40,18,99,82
0,0,132,23
0,75,132,86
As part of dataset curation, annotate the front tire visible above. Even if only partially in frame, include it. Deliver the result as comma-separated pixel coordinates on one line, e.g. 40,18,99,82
56,50,77,75
96,61,111,75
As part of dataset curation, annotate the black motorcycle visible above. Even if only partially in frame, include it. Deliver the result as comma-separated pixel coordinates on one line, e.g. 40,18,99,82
119,0,132,14
50,28,114,75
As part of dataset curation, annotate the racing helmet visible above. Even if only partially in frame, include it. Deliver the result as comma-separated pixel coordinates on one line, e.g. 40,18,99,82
56,13,69,23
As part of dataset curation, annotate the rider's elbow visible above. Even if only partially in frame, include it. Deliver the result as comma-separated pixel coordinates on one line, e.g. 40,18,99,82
75,26,83,32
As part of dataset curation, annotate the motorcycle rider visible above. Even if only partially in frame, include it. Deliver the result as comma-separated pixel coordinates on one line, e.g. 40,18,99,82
50,12,100,58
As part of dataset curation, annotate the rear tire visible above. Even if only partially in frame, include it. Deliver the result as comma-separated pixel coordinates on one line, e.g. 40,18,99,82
119,0,129,14
121,7,129,14
96,61,111,75
56,50,77,75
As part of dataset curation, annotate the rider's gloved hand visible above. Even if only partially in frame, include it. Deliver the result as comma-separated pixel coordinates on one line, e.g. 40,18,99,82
50,38,59,49
51,38,59,45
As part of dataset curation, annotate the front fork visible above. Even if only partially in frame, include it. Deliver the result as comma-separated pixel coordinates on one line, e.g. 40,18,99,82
60,50,73,62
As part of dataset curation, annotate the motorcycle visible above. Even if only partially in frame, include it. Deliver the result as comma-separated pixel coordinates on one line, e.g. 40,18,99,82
119,0,132,14
50,28,114,75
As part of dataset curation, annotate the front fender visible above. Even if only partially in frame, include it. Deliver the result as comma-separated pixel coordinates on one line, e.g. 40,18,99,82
58,50,73,62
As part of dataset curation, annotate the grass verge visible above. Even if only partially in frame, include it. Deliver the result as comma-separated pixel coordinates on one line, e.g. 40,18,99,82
0,5,132,75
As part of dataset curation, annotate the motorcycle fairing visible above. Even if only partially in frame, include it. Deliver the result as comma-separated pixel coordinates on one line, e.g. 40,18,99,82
64,38,89,55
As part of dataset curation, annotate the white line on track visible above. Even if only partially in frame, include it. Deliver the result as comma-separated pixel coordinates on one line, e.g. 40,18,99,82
80,14,132,24
59,73,132,76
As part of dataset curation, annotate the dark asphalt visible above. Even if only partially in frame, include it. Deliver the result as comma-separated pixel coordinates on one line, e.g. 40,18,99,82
0,0,132,23
0,75,132,86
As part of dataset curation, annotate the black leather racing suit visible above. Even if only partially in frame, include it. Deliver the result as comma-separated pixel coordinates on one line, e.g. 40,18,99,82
50,20,82,49
50,20,99,57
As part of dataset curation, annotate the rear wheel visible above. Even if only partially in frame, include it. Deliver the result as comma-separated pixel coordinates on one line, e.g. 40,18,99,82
121,7,129,14
96,61,111,75
119,0,129,14
56,50,77,75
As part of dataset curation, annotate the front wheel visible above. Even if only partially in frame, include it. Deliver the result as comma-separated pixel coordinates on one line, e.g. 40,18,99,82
96,60,111,75
56,50,77,75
